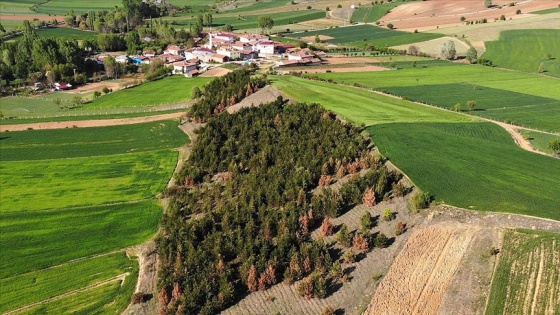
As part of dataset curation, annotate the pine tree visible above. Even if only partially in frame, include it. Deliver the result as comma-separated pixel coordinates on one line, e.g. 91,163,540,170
247,265,258,292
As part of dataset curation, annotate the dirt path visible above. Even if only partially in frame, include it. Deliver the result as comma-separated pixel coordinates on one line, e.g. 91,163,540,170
0,112,185,132
5,273,129,315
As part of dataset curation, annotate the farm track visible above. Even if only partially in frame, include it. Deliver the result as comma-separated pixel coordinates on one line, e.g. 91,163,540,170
4,273,129,315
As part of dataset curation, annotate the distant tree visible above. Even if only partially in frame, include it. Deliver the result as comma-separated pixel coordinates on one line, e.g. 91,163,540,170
72,96,83,106
466,47,478,63
394,221,406,236
408,45,419,56
454,103,462,112
0,22,5,33
337,4,342,8
102,87,111,94
516,9,521,14
104,55,117,79
485,0,492,8
353,232,369,253
387,23,394,29
93,91,102,98
467,100,477,111
322,305,336,315
257,15,274,34
382,208,394,221
204,13,213,26
315,34,321,43
548,138,560,153
500,14,506,21
441,40,456,59
192,86,202,99
222,24,233,32
362,187,376,207
374,232,389,248
343,249,357,263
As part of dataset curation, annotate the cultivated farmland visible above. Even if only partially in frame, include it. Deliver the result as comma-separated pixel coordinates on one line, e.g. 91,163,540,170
483,29,560,77
0,120,188,313
485,229,560,315
368,122,560,220
365,225,478,315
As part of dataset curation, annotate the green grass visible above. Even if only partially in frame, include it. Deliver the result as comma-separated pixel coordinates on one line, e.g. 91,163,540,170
352,1,416,23
532,7,560,14
483,29,560,77
313,64,560,100
0,252,133,313
485,229,560,315
0,150,176,212
369,122,560,219
0,201,160,278
286,24,443,47
272,76,474,125
17,260,138,315
519,130,560,155
0,120,187,161
36,27,97,40
170,10,325,30
224,0,290,13
85,76,212,109
33,0,119,15
376,83,560,132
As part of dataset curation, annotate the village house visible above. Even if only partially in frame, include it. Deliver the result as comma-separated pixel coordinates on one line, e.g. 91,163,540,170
287,48,315,61
217,46,241,60
256,41,275,55
142,49,156,57
131,55,149,65
164,44,184,56
213,32,237,43
232,41,253,52
239,33,269,43
115,55,129,64
172,60,200,77
184,47,215,63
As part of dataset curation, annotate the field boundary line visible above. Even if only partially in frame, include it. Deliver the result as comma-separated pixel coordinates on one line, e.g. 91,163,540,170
3,273,130,315
530,243,545,315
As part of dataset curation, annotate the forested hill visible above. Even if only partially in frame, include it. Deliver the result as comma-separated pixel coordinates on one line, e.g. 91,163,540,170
157,97,400,314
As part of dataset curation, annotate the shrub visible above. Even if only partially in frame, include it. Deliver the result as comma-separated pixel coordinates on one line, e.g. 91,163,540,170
382,208,394,221
411,190,432,210
394,221,406,236
374,232,389,248
131,292,145,304
387,23,394,29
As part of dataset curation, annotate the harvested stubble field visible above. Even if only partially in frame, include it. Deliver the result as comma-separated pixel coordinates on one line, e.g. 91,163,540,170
365,225,478,315
485,229,560,315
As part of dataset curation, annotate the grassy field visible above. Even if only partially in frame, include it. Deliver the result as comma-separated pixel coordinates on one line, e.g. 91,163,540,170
33,0,119,14
0,252,134,313
483,29,560,77
170,10,325,30
377,83,560,132
532,7,560,14
272,76,474,125
352,1,414,23
369,122,560,219
286,24,442,47
0,120,187,313
485,229,560,315
314,64,560,100
0,120,187,160
36,27,98,40
85,76,212,108
520,130,559,155
223,0,289,14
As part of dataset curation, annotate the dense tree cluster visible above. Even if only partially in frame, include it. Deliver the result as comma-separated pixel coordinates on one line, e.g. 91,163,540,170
187,69,268,122
158,91,399,313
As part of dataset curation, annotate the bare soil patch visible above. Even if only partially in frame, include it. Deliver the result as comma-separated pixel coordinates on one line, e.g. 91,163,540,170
69,76,144,94
0,112,184,132
300,34,335,41
200,67,233,77
324,56,382,64
379,0,560,31
226,85,282,114
364,225,478,315
286,65,390,73
0,14,63,21
392,36,471,57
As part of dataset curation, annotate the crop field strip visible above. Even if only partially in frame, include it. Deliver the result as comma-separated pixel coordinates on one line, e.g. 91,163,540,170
485,229,559,315
377,83,560,132
284,24,443,47
368,122,560,220
483,29,560,78
0,120,187,313
352,2,409,23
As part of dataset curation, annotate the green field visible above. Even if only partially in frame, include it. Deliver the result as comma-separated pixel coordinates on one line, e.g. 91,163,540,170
286,24,442,47
483,29,560,77
85,76,212,108
532,7,560,14
520,130,560,155
0,120,187,160
485,229,560,315
377,83,560,132
170,10,325,30
272,76,474,125
223,0,289,13
0,120,186,313
33,0,119,14
369,122,560,219
352,2,412,23
0,253,134,313
36,27,98,40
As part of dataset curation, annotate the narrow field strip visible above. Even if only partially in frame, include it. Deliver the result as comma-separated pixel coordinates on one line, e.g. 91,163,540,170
0,253,132,313
4,273,129,315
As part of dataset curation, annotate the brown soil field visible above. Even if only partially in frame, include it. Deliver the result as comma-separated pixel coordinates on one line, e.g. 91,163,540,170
364,225,478,315
324,56,382,64
0,14,64,21
300,34,335,41
199,67,232,77
392,36,470,57
69,76,143,94
226,85,282,113
380,0,560,31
